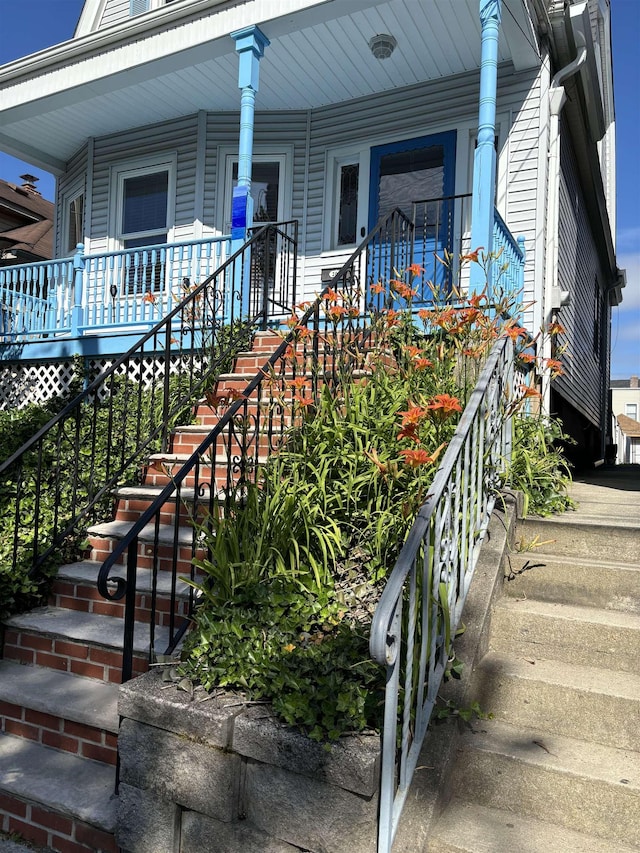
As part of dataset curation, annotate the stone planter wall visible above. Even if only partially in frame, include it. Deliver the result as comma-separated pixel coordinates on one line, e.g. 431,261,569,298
117,672,381,853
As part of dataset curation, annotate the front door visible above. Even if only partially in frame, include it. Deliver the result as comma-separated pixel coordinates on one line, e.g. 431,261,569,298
369,132,456,303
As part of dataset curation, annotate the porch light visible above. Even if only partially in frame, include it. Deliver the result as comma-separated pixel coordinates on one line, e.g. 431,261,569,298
369,34,397,60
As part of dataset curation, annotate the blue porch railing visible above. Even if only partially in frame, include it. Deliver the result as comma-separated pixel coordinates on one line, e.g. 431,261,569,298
0,236,231,344
492,209,526,293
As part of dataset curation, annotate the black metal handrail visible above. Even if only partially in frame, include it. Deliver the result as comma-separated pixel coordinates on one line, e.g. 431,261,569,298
0,221,298,583
96,207,415,682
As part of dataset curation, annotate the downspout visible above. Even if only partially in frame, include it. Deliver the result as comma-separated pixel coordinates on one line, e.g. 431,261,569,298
541,31,587,413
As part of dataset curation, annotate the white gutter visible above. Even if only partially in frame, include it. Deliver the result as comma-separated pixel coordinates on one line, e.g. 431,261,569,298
541,29,587,412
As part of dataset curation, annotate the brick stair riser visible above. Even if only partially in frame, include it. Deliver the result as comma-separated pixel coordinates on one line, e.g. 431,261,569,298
195,403,297,430
2,629,148,685
517,519,640,563
49,579,190,629
89,535,203,576
0,699,117,767
473,666,639,752
505,554,640,614
171,426,285,456
449,746,640,847
0,792,118,853
114,495,204,529
143,458,265,492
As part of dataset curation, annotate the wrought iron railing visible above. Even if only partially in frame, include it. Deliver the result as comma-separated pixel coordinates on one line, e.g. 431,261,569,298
96,208,412,682
369,335,516,852
0,221,297,584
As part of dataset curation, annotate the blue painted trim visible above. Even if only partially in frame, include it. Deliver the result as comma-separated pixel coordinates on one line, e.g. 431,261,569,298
368,131,457,231
470,0,502,293
0,330,165,362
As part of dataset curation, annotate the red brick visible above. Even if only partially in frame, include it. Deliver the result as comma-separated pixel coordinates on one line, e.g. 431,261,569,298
88,647,121,667
91,601,121,618
6,816,48,847
49,835,94,853
75,821,119,852
2,629,19,645
0,792,27,817
31,805,73,835
42,730,79,754
54,640,89,660
4,720,40,741
55,595,88,611
0,700,23,718
70,660,106,680
19,634,53,652
25,709,61,730
104,731,118,750
52,581,76,596
64,720,102,742
81,742,116,766
35,652,69,671
4,646,35,665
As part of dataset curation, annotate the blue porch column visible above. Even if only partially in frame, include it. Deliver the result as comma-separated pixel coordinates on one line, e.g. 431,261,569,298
230,25,270,317
470,0,501,294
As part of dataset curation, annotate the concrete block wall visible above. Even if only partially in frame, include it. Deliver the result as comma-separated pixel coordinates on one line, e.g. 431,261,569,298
117,672,381,853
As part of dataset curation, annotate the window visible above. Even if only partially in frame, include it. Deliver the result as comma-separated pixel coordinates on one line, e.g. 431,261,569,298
111,158,175,294
231,161,280,223
625,403,638,421
336,163,359,246
324,150,367,251
62,188,84,256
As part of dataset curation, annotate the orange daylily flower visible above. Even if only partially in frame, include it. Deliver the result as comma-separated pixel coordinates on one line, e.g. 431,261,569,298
370,281,386,295
327,304,347,321
418,308,432,322
289,377,309,391
397,423,420,443
142,291,157,304
547,322,566,336
285,313,300,329
504,325,527,342
414,358,433,371
518,352,537,364
460,247,484,263
427,394,463,421
518,384,542,399
399,443,445,468
406,263,425,277
398,404,429,426
544,358,564,377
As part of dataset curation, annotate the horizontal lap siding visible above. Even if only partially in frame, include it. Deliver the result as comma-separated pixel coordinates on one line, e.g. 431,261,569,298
99,0,131,29
302,65,540,303
554,115,607,429
56,143,89,256
90,115,200,252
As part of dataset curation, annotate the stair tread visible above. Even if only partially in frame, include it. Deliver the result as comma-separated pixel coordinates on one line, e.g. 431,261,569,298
86,519,194,545
430,799,640,853
0,660,118,733
4,606,171,654
520,513,640,531
495,595,640,630
480,650,640,699
55,560,192,597
456,716,640,787
508,551,640,571
0,732,117,832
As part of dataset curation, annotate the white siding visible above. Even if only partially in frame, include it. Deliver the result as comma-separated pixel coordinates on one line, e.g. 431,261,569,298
99,0,131,29
554,113,609,431
56,143,89,256
89,114,200,252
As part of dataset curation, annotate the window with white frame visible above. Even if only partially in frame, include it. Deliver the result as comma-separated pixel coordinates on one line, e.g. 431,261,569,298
111,158,175,293
324,150,367,252
625,402,638,421
61,186,85,256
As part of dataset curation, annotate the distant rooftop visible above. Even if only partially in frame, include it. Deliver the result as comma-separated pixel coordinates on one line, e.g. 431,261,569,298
611,376,639,389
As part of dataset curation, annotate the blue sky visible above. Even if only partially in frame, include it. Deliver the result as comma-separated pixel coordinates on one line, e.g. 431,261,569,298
0,0,637,378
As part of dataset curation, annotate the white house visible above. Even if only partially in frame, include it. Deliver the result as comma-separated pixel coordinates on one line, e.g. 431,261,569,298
611,376,640,464
0,0,624,464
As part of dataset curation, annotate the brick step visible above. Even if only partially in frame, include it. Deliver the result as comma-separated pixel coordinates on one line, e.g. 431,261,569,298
194,399,298,428
170,423,287,456
86,519,200,573
447,717,640,848
50,559,194,626
0,659,118,767
2,607,171,684
144,451,266,491
0,732,118,853
504,552,640,614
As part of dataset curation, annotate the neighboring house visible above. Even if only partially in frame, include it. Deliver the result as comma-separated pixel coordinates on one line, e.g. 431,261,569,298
611,376,640,463
0,176,53,265
0,0,624,464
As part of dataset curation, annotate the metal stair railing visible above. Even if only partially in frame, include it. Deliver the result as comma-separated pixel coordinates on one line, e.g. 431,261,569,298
369,335,516,853
0,221,298,585
96,207,415,682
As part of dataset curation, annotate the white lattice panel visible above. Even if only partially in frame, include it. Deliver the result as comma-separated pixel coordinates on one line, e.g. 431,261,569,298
0,353,207,410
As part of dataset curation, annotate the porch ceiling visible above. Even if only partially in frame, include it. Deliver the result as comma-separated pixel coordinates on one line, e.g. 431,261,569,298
0,0,539,174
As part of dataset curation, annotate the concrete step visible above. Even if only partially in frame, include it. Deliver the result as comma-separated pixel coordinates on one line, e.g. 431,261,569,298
489,596,640,673
504,552,640,614
86,518,200,574
473,651,640,751
0,732,117,852
448,717,640,847
429,799,640,853
3,607,171,684
0,660,118,766
516,515,640,562
51,560,193,626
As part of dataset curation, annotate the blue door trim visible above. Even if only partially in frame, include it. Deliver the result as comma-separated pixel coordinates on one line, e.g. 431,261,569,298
368,130,457,230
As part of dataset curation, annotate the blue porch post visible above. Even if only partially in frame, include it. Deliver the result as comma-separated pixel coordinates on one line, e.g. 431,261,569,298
231,26,270,317
71,243,85,339
470,0,501,294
